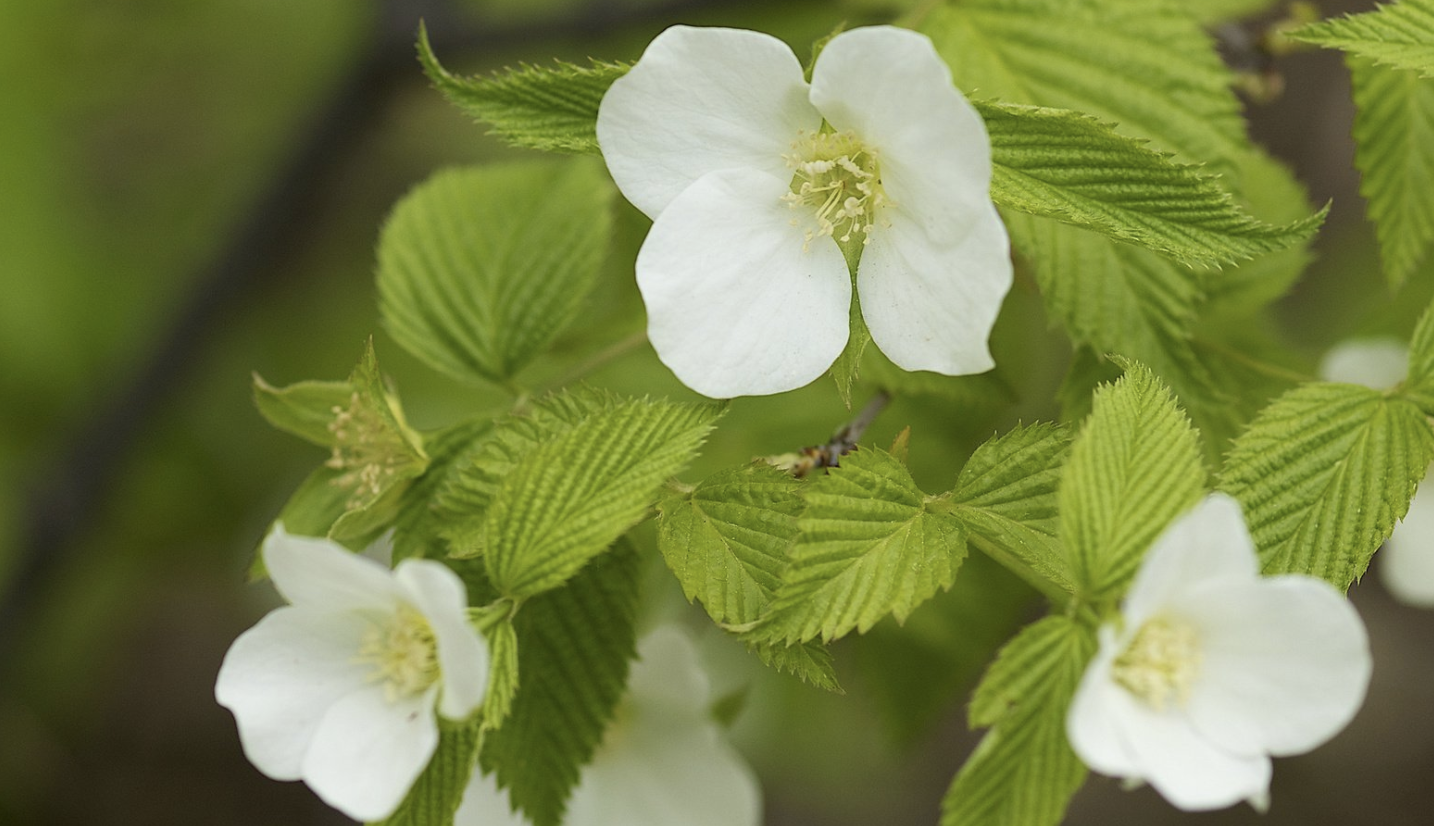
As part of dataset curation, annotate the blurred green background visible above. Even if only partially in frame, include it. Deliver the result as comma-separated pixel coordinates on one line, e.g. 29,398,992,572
3,0,1434,824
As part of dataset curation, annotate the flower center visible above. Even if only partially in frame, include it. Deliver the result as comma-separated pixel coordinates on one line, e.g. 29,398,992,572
356,605,441,702
1110,617,1202,710
782,129,889,253
326,391,410,508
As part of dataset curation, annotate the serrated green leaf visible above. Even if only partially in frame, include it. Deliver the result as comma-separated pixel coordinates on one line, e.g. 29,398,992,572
981,101,1323,268
1205,149,1319,312
252,375,351,447
1062,363,1205,600
1349,57,1434,286
949,423,1074,597
376,160,614,387
419,24,628,154
390,418,494,563
1292,0,1434,77
656,463,802,625
1406,300,1434,410
481,618,520,731
757,447,966,644
480,543,640,826
371,718,482,826
1219,382,1434,587
485,398,724,598
924,0,1247,173
942,615,1095,826
749,639,843,693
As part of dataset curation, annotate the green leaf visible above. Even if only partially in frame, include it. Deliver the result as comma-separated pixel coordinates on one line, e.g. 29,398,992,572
949,423,1074,597
923,0,1247,173
1061,362,1205,600
749,639,843,693
252,374,351,447
371,718,482,826
982,102,1323,268
481,618,520,731
376,160,614,387
1349,57,1434,287
480,542,640,826
942,615,1095,826
1205,149,1319,312
1292,0,1434,78
484,398,724,598
419,24,628,154
390,418,494,563
1218,382,1434,587
1405,299,1434,410
656,463,803,626
756,447,967,644
831,295,872,408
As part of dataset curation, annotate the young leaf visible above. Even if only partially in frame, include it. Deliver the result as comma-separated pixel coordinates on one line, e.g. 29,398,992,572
755,447,967,644
390,418,494,563
480,542,640,826
370,718,482,826
656,463,802,626
981,101,1324,268
376,160,614,387
1291,0,1434,78
1218,382,1434,587
1405,299,1434,411
749,639,843,693
1349,58,1434,286
481,617,519,731
948,423,1074,597
419,24,627,154
942,615,1095,826
484,398,724,598
1061,362,1205,601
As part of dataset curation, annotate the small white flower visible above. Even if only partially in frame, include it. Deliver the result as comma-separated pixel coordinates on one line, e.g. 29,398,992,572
1319,338,1434,607
455,625,761,826
215,526,489,822
1067,494,1371,811
597,25,1011,398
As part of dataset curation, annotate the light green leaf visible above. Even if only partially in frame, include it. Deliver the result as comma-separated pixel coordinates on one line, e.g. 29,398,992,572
1405,299,1434,411
942,615,1095,826
1218,382,1434,587
376,160,614,387
252,374,351,447
831,295,871,408
1205,148,1319,312
656,463,802,626
484,398,724,598
1349,57,1434,286
756,447,966,644
419,24,627,154
480,543,639,826
481,618,520,731
390,418,494,564
370,718,482,826
949,423,1074,597
750,639,843,693
1061,363,1205,600
1292,0,1434,77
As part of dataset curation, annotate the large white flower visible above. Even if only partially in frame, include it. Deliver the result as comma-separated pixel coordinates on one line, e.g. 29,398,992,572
1319,337,1434,606
1067,494,1371,811
454,625,761,826
597,25,1011,398
215,526,489,822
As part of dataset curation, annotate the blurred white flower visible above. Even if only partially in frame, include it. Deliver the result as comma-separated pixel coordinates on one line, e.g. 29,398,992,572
597,25,1011,398
1067,494,1371,811
215,526,489,822
455,625,761,826
1319,337,1434,606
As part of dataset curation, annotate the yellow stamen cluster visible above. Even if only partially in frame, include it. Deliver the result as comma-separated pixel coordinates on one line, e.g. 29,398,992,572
326,392,406,507
355,605,441,702
1111,617,1202,710
781,129,889,252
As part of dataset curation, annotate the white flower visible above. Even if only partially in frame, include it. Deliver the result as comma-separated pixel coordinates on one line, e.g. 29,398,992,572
1319,338,1434,606
1066,494,1371,812
455,625,761,826
215,526,489,822
597,25,1011,398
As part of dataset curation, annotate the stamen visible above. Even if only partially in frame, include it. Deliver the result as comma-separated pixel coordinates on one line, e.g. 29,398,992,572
355,605,441,702
782,129,892,253
326,391,408,508
1110,617,1202,710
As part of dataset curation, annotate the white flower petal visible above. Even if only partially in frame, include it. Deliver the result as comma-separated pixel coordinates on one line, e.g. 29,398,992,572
302,684,441,822
1119,698,1272,812
395,559,490,720
809,26,995,247
455,771,530,826
1122,494,1259,627
263,525,403,612
597,25,819,219
856,204,1010,375
1381,477,1434,607
1181,577,1371,758
1318,337,1408,391
1067,626,1142,779
636,167,851,397
627,625,710,716
215,606,373,780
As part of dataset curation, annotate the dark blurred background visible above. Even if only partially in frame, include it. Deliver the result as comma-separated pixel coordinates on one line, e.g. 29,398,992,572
3,0,1432,824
